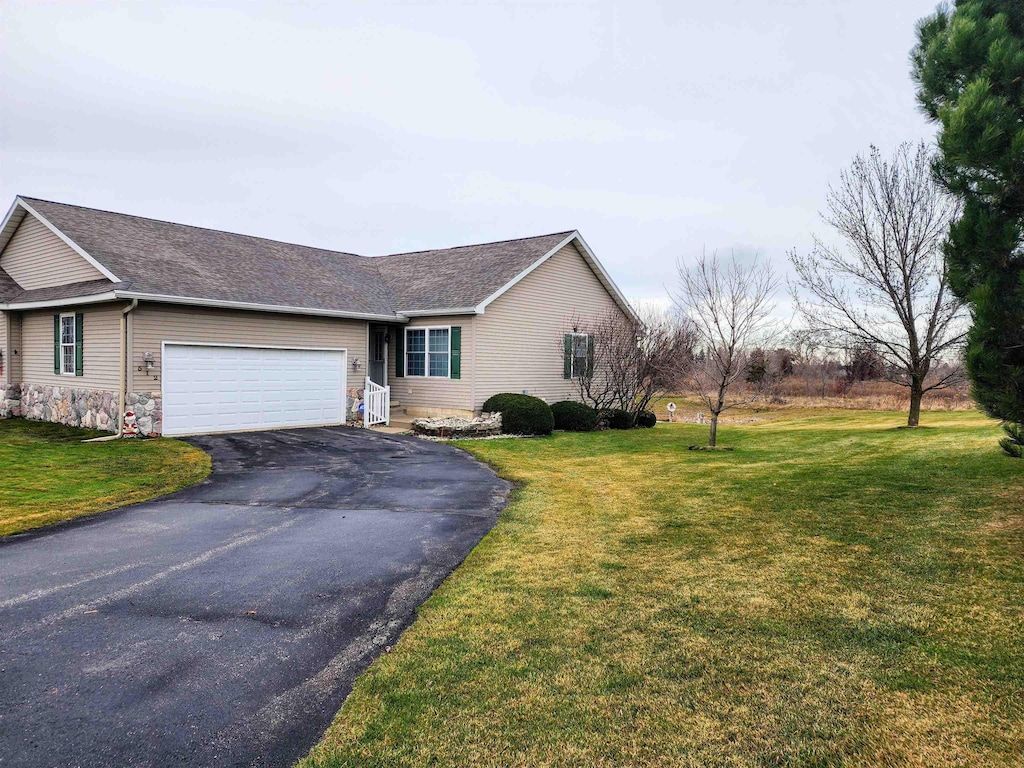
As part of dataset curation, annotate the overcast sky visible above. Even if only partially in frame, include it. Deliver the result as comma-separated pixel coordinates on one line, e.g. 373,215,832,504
0,0,939,305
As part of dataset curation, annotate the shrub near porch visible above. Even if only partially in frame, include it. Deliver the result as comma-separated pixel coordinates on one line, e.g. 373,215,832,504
303,410,1024,767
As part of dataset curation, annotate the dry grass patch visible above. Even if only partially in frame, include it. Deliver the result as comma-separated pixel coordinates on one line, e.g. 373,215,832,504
302,410,1023,767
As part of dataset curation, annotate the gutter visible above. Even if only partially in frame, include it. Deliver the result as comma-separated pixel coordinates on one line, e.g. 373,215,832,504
118,299,138,437
0,291,405,322
111,291,404,322
0,292,120,311
398,307,479,317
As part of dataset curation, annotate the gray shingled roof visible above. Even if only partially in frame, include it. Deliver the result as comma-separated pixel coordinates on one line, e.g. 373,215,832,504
0,268,20,302
9,198,578,317
1,278,117,305
22,198,396,316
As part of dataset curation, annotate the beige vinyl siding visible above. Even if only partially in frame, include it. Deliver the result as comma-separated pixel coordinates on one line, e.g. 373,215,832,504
5,312,22,384
390,316,475,412
472,241,625,409
129,303,368,393
0,311,7,384
21,304,123,391
0,214,107,289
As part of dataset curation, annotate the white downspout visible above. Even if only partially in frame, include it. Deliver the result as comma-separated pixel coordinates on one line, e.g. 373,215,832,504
117,299,138,437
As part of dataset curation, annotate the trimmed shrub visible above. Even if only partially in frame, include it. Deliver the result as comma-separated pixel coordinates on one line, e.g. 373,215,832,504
635,410,657,428
551,400,599,432
481,393,554,436
605,409,634,430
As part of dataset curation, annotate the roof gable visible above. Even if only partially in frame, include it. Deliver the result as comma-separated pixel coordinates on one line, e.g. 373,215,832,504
0,200,118,292
372,231,575,313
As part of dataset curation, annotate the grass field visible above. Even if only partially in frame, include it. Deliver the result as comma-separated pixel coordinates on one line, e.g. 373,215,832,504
0,419,210,536
302,409,1023,767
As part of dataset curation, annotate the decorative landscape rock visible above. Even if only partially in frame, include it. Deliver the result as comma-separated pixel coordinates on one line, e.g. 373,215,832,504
411,412,502,438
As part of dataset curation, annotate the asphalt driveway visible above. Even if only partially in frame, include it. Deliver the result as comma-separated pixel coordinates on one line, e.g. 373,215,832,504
0,426,510,768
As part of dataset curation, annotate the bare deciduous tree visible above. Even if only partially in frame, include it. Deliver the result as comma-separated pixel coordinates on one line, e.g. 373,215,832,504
789,143,967,427
569,308,694,423
673,252,779,447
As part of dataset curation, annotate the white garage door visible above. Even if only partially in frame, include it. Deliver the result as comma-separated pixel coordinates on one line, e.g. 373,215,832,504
162,344,347,436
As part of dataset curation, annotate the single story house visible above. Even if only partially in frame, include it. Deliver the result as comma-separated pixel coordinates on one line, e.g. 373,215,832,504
0,196,635,436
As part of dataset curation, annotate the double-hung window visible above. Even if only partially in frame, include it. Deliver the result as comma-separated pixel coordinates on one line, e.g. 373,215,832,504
60,314,76,376
570,332,590,378
406,327,451,378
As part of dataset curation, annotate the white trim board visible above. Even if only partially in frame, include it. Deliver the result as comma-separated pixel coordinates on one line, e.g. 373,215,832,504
159,340,350,353
0,292,121,310
113,291,402,322
397,307,477,317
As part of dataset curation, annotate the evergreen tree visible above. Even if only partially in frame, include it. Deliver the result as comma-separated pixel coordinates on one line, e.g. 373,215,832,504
913,1,1024,454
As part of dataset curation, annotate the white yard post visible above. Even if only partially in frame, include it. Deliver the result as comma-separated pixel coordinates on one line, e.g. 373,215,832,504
364,377,370,428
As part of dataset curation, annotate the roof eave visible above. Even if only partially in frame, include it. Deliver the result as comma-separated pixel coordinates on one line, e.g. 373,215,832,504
0,292,122,310
398,307,479,318
112,291,404,322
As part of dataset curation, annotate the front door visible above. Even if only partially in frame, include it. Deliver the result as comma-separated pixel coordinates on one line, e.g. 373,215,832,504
369,328,387,386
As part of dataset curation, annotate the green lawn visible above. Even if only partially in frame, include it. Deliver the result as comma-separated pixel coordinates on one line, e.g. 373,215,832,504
0,419,210,536
302,409,1024,767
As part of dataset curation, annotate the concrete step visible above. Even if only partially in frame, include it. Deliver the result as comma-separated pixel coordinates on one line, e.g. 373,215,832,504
370,424,413,435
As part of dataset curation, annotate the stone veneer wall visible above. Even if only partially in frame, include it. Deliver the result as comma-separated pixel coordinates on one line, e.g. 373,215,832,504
1,383,22,419
125,391,162,437
5,385,163,436
19,384,120,432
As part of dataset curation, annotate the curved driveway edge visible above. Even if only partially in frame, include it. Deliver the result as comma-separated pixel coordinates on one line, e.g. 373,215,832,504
0,426,510,768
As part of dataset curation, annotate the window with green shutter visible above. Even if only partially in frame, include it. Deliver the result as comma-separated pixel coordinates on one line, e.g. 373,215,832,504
404,326,456,378
56,312,81,376
451,326,461,379
75,312,84,376
53,314,60,374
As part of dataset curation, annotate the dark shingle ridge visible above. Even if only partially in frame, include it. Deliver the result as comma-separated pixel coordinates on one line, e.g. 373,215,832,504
373,230,576,259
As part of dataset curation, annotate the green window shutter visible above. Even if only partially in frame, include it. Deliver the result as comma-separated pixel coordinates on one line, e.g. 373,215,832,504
74,313,84,376
563,334,572,379
450,326,461,379
54,314,61,374
587,335,595,376
395,328,404,377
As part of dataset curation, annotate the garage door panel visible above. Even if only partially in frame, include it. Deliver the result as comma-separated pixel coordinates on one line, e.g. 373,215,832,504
162,344,347,436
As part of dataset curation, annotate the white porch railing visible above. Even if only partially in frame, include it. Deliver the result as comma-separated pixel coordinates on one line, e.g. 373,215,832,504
364,377,391,427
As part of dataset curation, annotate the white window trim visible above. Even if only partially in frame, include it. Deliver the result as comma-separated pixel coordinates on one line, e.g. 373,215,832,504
405,326,452,379
569,332,590,379
60,312,77,376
